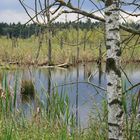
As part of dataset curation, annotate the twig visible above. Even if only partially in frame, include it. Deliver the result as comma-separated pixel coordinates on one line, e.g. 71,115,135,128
51,81,106,92
123,82,140,94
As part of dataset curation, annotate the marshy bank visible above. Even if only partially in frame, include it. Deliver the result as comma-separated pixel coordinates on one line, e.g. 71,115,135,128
0,27,140,67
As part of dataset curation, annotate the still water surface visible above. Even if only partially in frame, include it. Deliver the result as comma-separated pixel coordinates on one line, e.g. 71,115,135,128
3,63,140,127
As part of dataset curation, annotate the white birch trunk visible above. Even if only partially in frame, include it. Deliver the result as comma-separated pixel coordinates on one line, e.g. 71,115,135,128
105,1,124,139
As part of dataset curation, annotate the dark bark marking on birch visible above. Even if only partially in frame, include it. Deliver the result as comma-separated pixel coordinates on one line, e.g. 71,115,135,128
106,45,111,49
116,110,123,118
105,0,113,6
107,38,114,41
108,82,113,86
116,49,121,56
106,58,121,77
110,8,119,12
109,28,119,31
105,11,112,16
116,41,120,47
117,85,121,89
109,122,119,127
109,99,122,106
108,19,113,23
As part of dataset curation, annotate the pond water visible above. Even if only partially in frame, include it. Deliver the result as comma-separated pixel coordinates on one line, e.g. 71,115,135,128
2,62,140,127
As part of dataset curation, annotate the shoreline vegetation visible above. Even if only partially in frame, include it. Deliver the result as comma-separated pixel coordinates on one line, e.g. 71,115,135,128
0,33,140,68
0,22,139,68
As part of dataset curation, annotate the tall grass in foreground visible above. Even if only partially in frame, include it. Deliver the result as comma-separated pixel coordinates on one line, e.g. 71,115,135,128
0,72,82,140
0,73,140,139
80,81,140,140
122,82,140,140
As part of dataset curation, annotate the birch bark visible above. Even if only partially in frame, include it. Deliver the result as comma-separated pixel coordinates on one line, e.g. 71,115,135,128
105,0,124,139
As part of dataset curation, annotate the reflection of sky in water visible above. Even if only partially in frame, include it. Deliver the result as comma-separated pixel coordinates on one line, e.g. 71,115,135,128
2,63,140,127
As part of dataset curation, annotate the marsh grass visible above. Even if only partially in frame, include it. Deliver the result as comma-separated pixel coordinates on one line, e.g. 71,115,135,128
0,73,82,140
0,29,140,66
0,30,102,65
21,80,35,103
122,82,140,140
0,73,140,140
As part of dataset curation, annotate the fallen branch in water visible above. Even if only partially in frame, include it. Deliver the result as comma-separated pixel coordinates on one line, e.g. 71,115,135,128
39,62,72,68
51,81,106,92
57,63,71,68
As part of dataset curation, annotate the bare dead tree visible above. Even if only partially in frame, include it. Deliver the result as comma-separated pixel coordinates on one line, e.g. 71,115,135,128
18,0,64,65
35,27,43,63
46,0,52,66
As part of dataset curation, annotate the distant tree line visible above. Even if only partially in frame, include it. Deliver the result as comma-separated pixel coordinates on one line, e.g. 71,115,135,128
0,22,41,39
0,20,139,39
0,19,104,39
